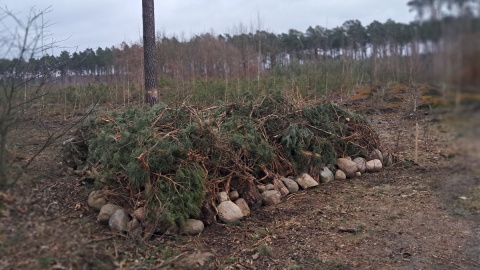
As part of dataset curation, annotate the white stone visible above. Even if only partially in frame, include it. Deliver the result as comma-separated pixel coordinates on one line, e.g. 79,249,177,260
234,198,251,216
262,190,282,206
295,173,319,189
87,190,107,211
366,159,383,172
320,167,334,183
229,190,239,201
97,203,121,224
216,191,229,203
369,149,384,162
353,157,367,173
217,201,243,223
180,219,205,235
335,169,347,180
256,184,266,193
281,177,299,193
336,158,358,178
109,208,130,232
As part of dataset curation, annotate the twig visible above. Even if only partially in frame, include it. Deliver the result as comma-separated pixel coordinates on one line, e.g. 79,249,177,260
0,191,15,203
307,124,337,137
16,103,97,180
43,209,74,222
252,235,270,247
338,227,358,233
113,240,118,259
415,122,419,163
151,107,170,127
84,236,115,244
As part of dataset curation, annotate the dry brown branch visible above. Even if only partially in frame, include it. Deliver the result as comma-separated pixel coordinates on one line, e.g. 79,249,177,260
151,107,171,127
301,150,321,158
136,150,149,170
307,124,337,137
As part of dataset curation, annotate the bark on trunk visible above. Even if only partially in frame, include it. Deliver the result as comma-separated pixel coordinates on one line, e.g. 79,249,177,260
142,0,158,106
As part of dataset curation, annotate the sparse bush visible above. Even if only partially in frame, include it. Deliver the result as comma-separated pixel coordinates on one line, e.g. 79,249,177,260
0,6,60,185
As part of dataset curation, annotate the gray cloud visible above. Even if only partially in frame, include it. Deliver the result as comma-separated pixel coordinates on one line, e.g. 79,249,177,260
3,0,415,55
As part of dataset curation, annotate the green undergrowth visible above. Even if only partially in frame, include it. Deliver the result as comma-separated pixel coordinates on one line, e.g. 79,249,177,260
65,93,379,226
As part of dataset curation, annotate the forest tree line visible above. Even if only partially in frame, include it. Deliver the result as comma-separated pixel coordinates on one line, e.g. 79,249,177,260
1,0,479,106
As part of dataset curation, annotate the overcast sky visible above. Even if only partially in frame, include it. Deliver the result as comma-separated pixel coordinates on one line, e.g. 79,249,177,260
3,0,415,55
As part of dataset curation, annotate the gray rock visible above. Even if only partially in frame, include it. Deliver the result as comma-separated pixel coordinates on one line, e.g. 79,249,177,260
180,219,205,235
262,190,281,206
216,191,229,203
336,158,358,178
353,157,367,173
234,198,251,216
383,151,394,167
356,171,362,177
295,173,319,189
217,201,243,223
87,190,107,211
320,167,334,183
256,184,266,193
127,218,142,238
265,184,275,191
335,169,347,180
369,149,384,162
229,190,239,201
281,177,299,193
97,203,121,224
109,208,130,232
366,159,382,172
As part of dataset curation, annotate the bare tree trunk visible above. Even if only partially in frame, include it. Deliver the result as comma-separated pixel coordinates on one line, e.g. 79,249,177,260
0,130,7,186
371,44,377,87
142,0,158,106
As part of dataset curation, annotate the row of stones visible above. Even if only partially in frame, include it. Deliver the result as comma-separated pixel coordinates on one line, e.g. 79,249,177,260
87,194,206,237
88,149,389,236
214,149,391,225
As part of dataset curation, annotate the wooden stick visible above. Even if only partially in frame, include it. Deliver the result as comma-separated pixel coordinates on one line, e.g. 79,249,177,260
415,122,419,163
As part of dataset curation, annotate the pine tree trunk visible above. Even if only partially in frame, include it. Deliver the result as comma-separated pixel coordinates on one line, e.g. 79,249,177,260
142,0,158,106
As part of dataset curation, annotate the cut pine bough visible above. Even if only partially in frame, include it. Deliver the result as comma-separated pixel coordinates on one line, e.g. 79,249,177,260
63,95,394,234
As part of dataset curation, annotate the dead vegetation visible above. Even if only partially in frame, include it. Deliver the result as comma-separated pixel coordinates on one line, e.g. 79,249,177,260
63,94,382,228
1,85,480,269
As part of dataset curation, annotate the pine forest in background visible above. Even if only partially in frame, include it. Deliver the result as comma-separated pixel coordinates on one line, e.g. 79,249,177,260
1,0,479,109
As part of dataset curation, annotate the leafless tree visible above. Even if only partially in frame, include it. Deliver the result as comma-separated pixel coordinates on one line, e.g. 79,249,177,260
0,7,89,187
0,7,56,185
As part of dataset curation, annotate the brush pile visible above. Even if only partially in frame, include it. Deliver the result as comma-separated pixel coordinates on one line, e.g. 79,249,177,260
64,94,381,227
